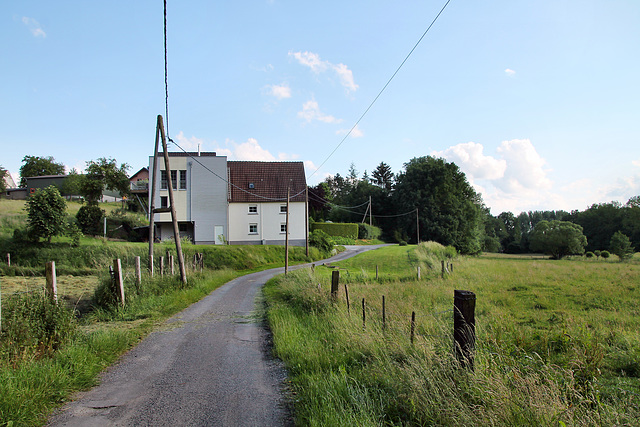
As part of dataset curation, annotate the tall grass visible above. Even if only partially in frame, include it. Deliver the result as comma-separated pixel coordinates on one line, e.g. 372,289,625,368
264,246,640,425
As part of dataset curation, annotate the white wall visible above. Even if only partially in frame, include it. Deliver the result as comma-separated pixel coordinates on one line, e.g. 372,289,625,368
228,201,306,245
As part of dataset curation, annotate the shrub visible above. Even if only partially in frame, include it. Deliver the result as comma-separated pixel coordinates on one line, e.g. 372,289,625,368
585,251,594,258
26,185,68,243
311,222,358,240
594,250,601,259
309,229,334,253
76,205,105,235
357,224,382,240
609,231,634,261
399,240,408,246
332,236,356,245
1,292,77,360
600,250,610,259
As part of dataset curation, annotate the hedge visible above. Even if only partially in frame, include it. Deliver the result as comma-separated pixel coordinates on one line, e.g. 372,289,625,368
358,224,381,240
311,222,358,239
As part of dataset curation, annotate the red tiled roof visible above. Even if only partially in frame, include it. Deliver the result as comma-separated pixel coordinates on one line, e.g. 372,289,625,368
228,161,307,203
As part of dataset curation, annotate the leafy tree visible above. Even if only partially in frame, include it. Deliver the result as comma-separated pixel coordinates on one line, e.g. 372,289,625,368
0,165,8,193
529,220,587,259
61,168,83,197
370,162,394,192
80,158,130,204
609,231,634,261
76,205,105,236
26,185,67,243
19,155,65,187
393,156,483,254
601,250,610,260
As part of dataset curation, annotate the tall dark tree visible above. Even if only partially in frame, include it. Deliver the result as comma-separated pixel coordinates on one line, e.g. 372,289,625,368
0,165,8,193
19,155,66,187
393,156,483,254
371,162,394,192
79,158,130,204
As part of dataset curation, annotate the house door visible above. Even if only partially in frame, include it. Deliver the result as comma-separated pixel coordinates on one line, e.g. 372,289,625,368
214,226,224,245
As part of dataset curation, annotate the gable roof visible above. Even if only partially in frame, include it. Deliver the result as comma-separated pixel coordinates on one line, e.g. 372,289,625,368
227,161,307,203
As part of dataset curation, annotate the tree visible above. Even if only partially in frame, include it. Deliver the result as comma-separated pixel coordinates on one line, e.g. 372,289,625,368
26,185,68,243
370,162,394,192
61,168,83,198
19,155,66,187
529,220,587,259
80,158,130,204
393,156,483,254
0,165,8,193
609,231,634,261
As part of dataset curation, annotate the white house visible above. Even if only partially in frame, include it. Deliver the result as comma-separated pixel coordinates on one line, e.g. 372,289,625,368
149,153,307,246
227,161,307,246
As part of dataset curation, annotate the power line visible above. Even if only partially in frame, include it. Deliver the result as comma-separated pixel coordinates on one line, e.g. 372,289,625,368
168,137,306,201
307,0,453,180
164,0,170,142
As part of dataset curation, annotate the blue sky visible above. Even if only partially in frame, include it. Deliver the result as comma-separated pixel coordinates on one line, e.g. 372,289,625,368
2,0,639,215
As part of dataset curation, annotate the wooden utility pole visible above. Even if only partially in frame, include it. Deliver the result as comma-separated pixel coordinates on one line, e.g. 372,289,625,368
148,115,187,284
305,186,309,257
285,186,290,274
369,196,372,227
416,208,420,244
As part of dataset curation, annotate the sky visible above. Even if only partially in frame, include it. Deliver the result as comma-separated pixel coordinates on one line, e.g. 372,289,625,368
2,0,639,215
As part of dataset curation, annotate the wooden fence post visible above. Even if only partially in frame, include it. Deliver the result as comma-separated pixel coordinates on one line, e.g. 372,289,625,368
113,259,125,307
199,253,204,271
376,265,379,280
149,254,154,276
6,253,10,267
454,290,476,370
45,261,58,304
362,298,366,330
169,255,175,276
450,263,454,273
382,295,386,330
135,256,141,288
160,256,165,277
441,260,445,278
344,284,350,314
417,266,421,280
331,270,340,301
410,311,416,344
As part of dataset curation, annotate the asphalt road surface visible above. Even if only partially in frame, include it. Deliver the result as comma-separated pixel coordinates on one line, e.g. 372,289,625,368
47,245,388,427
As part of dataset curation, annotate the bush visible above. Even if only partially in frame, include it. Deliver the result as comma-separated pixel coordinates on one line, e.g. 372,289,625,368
309,229,334,253
76,205,105,235
600,250,610,260
1,292,77,360
331,236,356,245
399,240,408,246
585,251,594,258
358,224,381,240
311,222,358,240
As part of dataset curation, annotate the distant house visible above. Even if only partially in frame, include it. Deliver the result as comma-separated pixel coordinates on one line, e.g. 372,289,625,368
148,153,308,246
129,167,149,193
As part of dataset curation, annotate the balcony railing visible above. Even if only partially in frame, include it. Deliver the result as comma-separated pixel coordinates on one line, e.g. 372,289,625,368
130,180,149,192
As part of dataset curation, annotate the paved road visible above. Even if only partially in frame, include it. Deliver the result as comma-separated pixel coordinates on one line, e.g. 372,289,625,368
47,245,388,427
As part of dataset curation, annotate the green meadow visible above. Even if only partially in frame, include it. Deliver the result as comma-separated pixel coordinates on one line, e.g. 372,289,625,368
264,244,640,426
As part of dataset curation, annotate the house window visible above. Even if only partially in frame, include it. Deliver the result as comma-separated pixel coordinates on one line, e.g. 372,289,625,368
160,170,168,190
179,223,187,233
280,205,287,214
179,170,187,190
160,196,168,208
248,205,258,214
170,170,177,190
249,183,255,189
280,223,287,234
249,224,258,234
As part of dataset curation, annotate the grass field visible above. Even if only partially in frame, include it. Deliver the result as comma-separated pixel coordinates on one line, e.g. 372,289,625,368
264,244,640,426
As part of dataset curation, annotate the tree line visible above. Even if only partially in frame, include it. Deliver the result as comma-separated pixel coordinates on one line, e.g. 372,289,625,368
310,158,639,257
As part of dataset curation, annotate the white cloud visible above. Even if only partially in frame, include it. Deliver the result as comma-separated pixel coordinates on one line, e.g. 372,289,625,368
221,138,276,161
495,139,551,192
297,99,342,124
505,68,516,77
336,124,364,138
632,159,640,168
433,141,506,180
22,17,46,38
265,83,291,100
174,131,205,151
289,51,359,93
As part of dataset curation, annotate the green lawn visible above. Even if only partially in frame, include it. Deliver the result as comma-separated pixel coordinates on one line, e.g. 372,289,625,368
265,245,640,426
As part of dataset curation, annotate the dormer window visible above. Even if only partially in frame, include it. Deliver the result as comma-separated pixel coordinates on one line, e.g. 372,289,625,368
248,183,255,189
